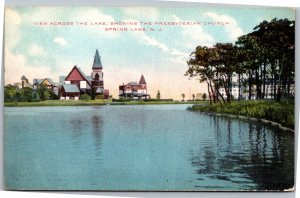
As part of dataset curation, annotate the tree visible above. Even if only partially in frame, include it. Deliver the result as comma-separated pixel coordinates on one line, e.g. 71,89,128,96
186,18,295,103
236,34,262,100
4,85,18,102
181,93,185,101
251,18,295,100
202,93,207,101
21,87,34,102
156,90,161,100
192,93,195,101
36,84,54,101
186,46,218,104
213,43,237,103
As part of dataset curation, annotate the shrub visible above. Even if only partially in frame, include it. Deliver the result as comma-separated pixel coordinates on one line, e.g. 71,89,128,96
80,94,91,101
192,100,294,129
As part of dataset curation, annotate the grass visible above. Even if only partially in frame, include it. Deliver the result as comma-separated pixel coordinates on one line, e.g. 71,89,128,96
191,100,294,129
4,100,207,107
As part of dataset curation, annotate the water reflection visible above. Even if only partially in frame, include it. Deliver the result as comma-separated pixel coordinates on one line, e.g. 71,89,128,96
68,111,104,163
91,115,104,161
190,115,294,190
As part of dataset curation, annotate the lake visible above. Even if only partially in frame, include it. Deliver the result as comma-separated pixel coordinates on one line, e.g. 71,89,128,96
4,104,294,191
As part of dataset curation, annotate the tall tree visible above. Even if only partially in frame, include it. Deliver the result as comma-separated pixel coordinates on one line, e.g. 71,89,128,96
251,18,295,100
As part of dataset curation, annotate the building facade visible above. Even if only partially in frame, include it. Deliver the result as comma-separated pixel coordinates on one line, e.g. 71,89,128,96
119,75,150,99
60,49,109,100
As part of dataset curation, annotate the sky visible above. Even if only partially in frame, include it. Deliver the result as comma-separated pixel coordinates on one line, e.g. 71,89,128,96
4,6,294,100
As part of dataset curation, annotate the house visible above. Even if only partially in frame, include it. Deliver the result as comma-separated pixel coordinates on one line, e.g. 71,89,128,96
60,49,109,100
119,75,150,99
33,78,59,95
60,84,80,100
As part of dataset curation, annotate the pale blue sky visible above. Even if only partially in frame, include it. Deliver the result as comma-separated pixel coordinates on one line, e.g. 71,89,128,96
5,6,294,99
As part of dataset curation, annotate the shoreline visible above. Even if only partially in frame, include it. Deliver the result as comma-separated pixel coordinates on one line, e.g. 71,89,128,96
4,100,207,107
189,110,294,133
188,100,294,132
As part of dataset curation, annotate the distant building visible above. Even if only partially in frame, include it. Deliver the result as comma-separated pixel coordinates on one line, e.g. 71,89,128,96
33,78,59,95
219,83,245,100
119,75,150,99
60,49,109,100
218,79,295,100
14,75,32,89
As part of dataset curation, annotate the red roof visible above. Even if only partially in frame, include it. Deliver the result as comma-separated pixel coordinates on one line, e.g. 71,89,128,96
65,65,92,87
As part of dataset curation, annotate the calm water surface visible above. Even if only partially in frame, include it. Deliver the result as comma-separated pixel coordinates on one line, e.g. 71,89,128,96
4,105,294,190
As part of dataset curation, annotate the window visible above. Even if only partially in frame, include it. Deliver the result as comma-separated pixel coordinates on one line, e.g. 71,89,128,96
95,73,99,80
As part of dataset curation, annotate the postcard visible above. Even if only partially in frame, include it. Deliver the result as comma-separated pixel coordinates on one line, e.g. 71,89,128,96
3,5,295,191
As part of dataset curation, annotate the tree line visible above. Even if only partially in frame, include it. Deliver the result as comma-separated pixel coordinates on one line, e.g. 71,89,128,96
4,85,58,102
185,18,295,105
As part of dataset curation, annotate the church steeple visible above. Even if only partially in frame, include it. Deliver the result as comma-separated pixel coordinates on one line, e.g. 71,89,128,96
92,49,103,69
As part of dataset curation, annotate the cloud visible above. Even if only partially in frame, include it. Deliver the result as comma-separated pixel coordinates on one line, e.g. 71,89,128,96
141,35,169,52
4,48,54,85
53,37,67,46
75,8,114,23
4,7,22,49
204,12,244,41
121,18,189,66
171,14,215,49
28,44,47,56
140,35,189,65
23,7,62,24
181,27,215,49
122,7,159,20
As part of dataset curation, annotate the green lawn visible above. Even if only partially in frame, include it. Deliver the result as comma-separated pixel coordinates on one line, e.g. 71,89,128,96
191,100,294,129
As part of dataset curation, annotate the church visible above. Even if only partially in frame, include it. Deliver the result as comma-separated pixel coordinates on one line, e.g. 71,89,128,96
60,50,109,100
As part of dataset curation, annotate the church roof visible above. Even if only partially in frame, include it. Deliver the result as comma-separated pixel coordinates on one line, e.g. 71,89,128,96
139,75,146,84
65,65,92,87
62,84,80,93
92,49,103,69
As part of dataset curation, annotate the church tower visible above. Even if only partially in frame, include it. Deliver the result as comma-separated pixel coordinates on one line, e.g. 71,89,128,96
91,49,104,96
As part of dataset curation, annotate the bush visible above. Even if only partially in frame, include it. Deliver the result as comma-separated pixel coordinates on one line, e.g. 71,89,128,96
80,94,91,101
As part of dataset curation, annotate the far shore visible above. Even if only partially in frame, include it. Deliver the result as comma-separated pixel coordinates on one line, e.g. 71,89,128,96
4,100,207,107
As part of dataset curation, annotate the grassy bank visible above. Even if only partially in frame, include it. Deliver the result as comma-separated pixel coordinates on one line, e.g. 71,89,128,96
191,100,294,129
4,100,207,107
